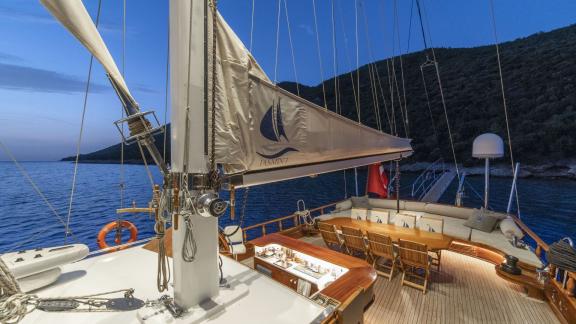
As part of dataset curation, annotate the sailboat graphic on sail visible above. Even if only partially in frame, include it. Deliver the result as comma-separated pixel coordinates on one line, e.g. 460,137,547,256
257,99,299,160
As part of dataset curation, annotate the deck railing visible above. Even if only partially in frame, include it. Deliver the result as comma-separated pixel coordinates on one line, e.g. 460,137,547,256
242,202,338,242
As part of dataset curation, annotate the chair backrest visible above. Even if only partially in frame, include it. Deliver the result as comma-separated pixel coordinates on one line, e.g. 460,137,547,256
223,226,243,245
368,209,389,224
341,226,366,252
419,217,444,234
398,239,429,268
395,213,416,229
351,208,368,221
318,222,341,246
366,232,394,259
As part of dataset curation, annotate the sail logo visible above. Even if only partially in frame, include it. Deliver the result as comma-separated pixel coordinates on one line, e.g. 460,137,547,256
257,99,299,161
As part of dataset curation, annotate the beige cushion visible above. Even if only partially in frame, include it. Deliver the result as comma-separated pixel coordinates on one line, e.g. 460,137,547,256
419,217,444,234
424,203,474,220
334,199,352,212
482,208,508,220
368,209,389,224
404,201,427,213
369,198,404,210
499,217,524,239
464,209,499,233
351,208,368,221
471,230,542,267
351,196,371,209
395,214,416,229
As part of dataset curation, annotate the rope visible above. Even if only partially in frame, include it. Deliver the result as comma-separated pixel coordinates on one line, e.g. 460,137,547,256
359,2,382,131
273,0,281,84
283,0,300,97
354,0,361,122
249,0,255,52
0,257,35,324
488,0,520,215
136,141,155,188
182,212,198,262
335,0,360,118
65,0,103,240
330,0,339,113
0,140,79,242
393,0,409,136
120,0,126,210
209,0,219,187
419,65,440,146
162,14,170,162
311,0,328,109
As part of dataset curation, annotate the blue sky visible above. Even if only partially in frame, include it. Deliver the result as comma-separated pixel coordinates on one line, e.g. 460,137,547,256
0,0,574,161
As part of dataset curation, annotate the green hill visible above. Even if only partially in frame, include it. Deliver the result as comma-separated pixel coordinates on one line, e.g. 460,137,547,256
64,24,576,167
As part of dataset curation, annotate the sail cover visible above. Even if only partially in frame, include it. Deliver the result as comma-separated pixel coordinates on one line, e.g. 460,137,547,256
211,13,412,185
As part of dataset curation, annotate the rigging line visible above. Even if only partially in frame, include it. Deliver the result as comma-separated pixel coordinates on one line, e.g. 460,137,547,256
359,2,382,131
406,0,415,53
137,142,155,189
283,0,300,97
415,0,428,50
0,140,79,242
374,64,393,133
417,0,460,180
393,0,409,136
386,59,397,135
65,0,103,240
488,0,520,214
354,0,361,122
249,0,255,52
311,0,328,109
389,0,408,137
330,0,339,114
182,0,196,172
420,66,440,146
120,0,126,210
273,0,281,84
336,0,360,117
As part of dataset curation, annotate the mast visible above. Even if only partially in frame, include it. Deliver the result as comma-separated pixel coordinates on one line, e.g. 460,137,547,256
169,0,223,308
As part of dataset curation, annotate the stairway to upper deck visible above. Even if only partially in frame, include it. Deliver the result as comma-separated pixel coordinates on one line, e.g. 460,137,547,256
410,159,457,203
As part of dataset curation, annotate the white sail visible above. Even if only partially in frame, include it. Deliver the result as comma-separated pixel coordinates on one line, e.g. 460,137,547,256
211,13,413,186
40,0,136,109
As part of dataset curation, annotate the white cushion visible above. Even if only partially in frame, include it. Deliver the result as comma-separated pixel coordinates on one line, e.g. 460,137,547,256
368,209,389,224
351,208,368,221
369,198,404,210
223,226,243,245
471,230,542,267
424,203,475,220
419,217,444,234
395,214,416,228
499,217,524,239
404,201,427,212
334,199,352,212
229,244,246,255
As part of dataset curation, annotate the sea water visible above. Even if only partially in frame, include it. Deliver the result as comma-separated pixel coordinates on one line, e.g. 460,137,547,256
0,162,573,253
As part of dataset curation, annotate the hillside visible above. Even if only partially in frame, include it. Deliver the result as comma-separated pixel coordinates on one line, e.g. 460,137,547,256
63,24,576,169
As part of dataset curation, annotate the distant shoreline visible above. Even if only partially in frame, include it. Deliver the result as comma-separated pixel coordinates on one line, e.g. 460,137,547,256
56,159,576,180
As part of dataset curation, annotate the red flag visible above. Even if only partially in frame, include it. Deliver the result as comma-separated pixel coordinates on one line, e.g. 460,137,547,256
367,163,389,198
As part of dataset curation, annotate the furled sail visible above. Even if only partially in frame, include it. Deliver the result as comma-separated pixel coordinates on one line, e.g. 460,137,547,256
211,13,413,186
40,0,137,112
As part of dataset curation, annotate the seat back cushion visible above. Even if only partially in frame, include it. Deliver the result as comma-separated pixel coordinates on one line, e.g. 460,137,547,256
499,217,524,239
351,196,371,209
334,199,352,212
368,209,389,224
351,208,369,221
419,217,444,233
395,214,416,228
464,209,499,233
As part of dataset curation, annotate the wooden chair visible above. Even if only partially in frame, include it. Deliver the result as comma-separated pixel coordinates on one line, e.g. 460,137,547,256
318,222,344,252
368,209,389,224
366,232,397,280
398,239,431,294
394,213,416,229
419,217,444,271
340,226,371,262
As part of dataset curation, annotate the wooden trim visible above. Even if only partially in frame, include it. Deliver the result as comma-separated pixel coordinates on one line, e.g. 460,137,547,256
116,207,155,214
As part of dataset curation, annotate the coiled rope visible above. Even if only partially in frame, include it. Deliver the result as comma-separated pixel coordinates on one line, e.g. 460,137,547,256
0,258,36,324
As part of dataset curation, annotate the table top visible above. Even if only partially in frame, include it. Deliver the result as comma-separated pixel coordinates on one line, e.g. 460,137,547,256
251,233,377,304
322,217,454,251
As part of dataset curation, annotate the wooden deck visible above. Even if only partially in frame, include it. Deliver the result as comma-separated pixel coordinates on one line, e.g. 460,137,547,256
298,236,558,324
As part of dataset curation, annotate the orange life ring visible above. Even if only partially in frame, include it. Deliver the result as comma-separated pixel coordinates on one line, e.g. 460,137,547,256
97,220,138,250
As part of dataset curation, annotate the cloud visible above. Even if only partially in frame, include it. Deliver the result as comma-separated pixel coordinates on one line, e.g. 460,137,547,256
0,51,22,63
0,62,107,94
133,84,159,94
298,24,314,36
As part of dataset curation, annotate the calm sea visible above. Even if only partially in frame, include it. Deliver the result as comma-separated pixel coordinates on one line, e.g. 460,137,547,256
0,162,574,253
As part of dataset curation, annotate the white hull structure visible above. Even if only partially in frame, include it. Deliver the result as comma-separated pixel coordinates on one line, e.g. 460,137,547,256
19,245,328,324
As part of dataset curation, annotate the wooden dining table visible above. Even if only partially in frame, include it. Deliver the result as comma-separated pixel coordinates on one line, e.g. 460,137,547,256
322,217,454,251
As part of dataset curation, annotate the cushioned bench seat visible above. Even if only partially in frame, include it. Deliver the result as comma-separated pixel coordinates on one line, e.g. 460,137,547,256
470,229,543,268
